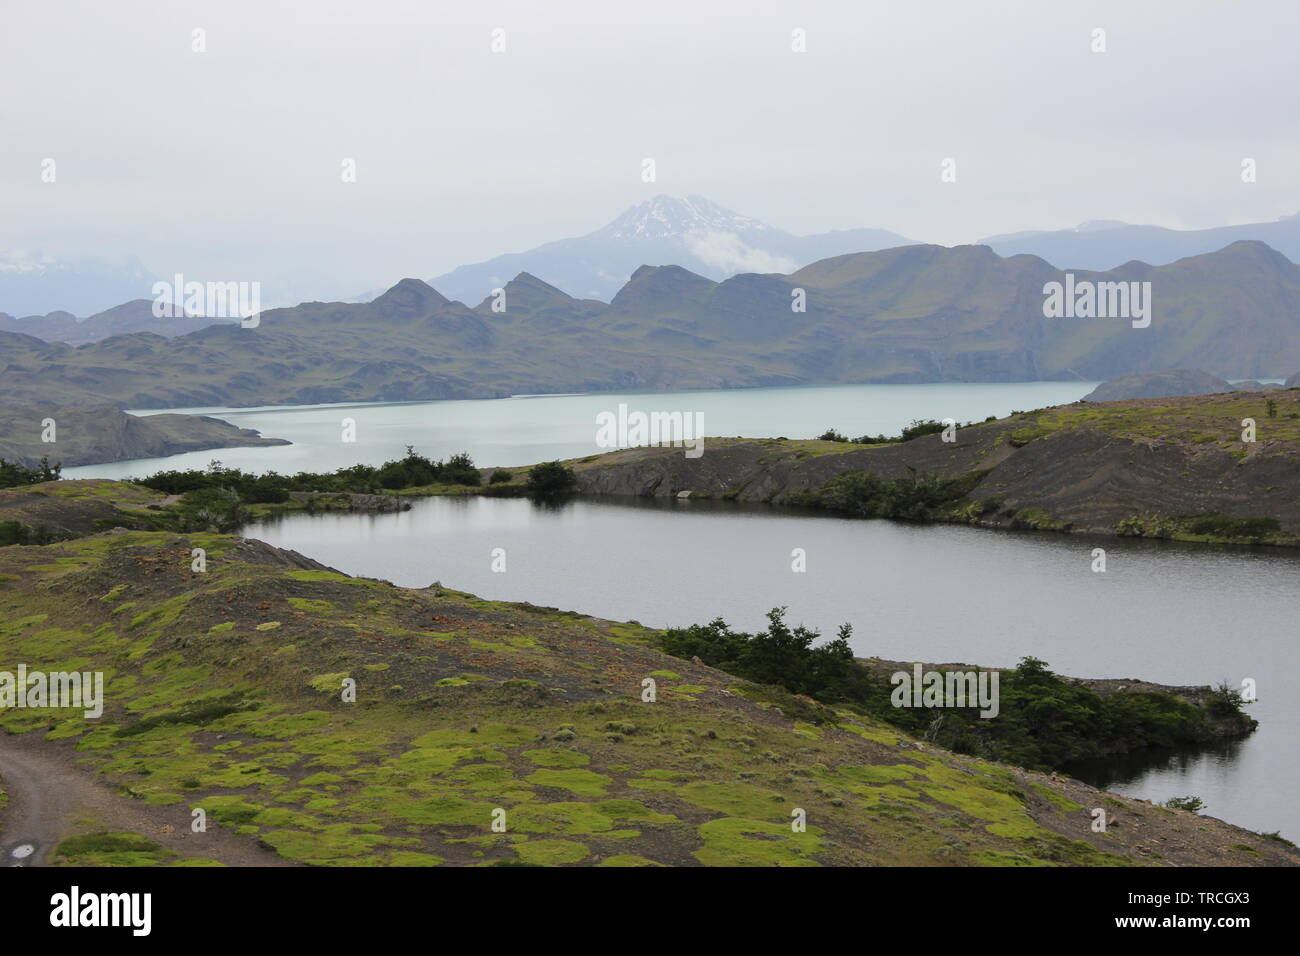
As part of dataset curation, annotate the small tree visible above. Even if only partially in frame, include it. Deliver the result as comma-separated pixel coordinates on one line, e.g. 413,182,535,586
1205,681,1248,719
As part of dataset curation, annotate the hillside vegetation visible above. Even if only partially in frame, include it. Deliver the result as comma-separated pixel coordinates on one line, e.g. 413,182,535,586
0,483,1295,866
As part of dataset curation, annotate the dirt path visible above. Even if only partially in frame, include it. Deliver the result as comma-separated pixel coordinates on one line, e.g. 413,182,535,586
0,733,294,867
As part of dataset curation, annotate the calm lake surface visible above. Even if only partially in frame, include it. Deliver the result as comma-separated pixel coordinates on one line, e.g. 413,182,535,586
64,380,1097,479
64,381,1298,839
247,495,1300,842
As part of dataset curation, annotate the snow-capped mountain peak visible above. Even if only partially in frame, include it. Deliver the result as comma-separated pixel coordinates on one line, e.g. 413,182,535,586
594,194,775,241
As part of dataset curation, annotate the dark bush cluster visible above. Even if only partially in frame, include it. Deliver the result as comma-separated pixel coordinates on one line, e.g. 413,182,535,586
816,418,967,445
376,448,480,490
131,447,482,531
661,611,1256,773
0,456,61,489
662,608,872,706
136,446,480,499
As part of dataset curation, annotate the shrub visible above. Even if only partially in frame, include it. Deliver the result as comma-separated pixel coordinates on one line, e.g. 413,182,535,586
174,486,246,532
1205,682,1248,719
788,467,986,522
662,608,872,706
526,461,577,496
441,452,482,487
0,520,68,547
898,419,946,441
489,469,514,484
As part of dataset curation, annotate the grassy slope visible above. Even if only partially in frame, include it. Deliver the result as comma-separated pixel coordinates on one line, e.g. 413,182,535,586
0,479,173,538
0,512,1295,867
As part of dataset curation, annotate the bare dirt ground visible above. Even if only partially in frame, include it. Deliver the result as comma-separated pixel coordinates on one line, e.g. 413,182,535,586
0,732,294,867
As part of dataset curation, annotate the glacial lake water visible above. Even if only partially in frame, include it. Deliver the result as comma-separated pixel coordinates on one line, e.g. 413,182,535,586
63,381,1298,840
63,380,1098,479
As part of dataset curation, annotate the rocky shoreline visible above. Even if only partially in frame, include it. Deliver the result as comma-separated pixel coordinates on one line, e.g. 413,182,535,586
0,404,289,468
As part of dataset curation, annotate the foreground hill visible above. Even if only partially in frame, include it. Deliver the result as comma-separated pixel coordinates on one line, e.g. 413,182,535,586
568,390,1300,545
0,405,288,468
0,493,1292,867
3,242,1300,408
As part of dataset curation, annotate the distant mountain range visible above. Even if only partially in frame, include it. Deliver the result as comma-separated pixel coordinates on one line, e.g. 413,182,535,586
11,198,1300,322
422,195,919,303
980,213,1300,270
0,251,157,318
2,240,1297,409
0,299,235,346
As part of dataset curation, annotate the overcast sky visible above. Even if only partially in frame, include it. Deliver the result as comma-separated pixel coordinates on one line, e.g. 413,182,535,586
2,0,1297,300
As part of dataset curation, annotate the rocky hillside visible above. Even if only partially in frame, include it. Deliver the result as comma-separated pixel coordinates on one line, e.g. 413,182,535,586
0,491,1293,867
567,390,1300,544
0,405,288,468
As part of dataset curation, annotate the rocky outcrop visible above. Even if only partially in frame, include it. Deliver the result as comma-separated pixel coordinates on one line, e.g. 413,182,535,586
288,491,408,513
571,390,1300,542
1083,369,1238,401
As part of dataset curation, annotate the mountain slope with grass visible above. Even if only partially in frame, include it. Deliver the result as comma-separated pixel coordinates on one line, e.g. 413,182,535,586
3,242,1300,408
0,487,1294,867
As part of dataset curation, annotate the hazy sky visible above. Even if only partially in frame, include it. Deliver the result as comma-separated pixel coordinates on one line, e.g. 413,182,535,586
3,0,1297,300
